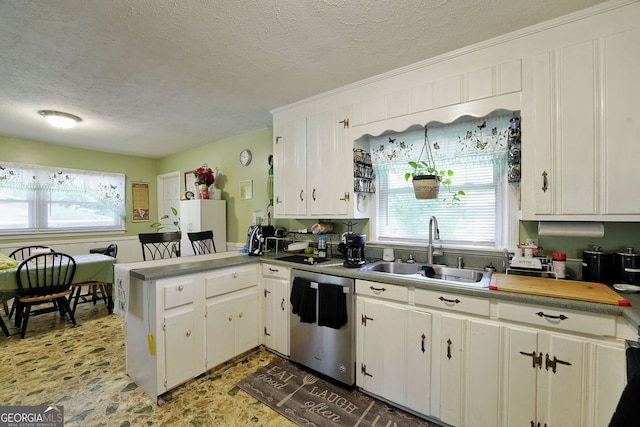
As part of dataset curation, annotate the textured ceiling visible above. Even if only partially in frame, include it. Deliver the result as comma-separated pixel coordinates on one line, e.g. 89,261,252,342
0,0,608,158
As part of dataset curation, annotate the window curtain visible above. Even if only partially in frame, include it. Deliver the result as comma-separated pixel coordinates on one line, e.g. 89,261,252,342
368,110,515,244
0,162,126,218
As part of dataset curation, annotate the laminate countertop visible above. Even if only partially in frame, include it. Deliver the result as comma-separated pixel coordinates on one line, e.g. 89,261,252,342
129,252,640,335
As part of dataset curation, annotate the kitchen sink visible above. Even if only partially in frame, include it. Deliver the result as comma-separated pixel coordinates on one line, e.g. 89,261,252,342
360,261,492,288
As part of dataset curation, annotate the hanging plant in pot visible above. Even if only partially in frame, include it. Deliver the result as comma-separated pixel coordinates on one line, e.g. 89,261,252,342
404,126,465,205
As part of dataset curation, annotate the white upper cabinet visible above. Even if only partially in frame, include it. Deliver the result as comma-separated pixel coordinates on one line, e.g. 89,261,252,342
273,117,307,217
522,7,640,220
273,104,370,219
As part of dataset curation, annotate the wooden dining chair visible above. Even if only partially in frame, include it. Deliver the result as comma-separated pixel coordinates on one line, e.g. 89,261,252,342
188,230,216,255
68,243,117,315
15,252,77,339
139,232,182,260
7,245,54,320
0,309,9,337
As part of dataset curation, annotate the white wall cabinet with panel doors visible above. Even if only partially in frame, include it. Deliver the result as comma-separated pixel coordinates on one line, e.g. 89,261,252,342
273,105,369,219
306,106,354,217
261,263,290,357
125,273,206,404
522,19,640,220
273,117,307,217
204,265,259,370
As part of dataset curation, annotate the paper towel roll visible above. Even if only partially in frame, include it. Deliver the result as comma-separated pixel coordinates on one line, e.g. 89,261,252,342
537,221,604,238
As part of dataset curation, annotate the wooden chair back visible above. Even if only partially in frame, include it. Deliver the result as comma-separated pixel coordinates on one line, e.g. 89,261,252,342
9,245,53,261
17,252,76,297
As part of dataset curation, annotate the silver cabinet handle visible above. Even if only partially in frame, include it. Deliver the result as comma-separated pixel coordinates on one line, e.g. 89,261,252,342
178,285,184,291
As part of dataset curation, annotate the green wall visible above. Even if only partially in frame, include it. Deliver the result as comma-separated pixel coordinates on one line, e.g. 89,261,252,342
0,136,158,243
520,221,640,259
156,127,274,243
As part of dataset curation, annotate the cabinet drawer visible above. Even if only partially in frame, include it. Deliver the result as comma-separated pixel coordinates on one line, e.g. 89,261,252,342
415,288,489,316
496,301,616,337
261,263,290,280
205,265,258,298
356,279,408,303
164,280,195,310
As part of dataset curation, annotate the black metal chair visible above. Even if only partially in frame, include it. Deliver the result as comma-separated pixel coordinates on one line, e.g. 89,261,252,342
68,243,117,315
15,252,77,339
8,246,54,321
139,232,182,260
188,230,216,255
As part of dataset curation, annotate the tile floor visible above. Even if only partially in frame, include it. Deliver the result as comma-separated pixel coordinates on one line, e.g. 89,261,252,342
0,302,296,426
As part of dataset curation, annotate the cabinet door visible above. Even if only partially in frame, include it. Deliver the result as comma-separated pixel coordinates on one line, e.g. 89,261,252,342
438,315,464,427
504,326,538,427
307,106,351,217
233,288,259,355
592,343,626,427
357,298,407,404
273,117,307,217
466,320,501,427
537,332,587,427
406,309,432,416
164,309,198,390
263,277,290,356
604,27,640,214
205,296,235,369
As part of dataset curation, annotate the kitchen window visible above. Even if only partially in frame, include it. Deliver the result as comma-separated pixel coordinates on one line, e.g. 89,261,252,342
369,110,516,248
0,162,125,235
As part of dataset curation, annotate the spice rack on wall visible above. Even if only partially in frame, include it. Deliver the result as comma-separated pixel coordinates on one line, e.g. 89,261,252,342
353,149,375,193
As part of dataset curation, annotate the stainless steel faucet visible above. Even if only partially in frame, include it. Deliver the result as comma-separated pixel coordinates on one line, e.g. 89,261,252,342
428,216,440,264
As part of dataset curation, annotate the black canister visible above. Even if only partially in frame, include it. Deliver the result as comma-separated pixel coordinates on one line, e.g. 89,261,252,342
614,248,640,285
582,245,613,284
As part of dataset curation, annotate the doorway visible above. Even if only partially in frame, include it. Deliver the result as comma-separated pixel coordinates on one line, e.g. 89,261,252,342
157,172,181,230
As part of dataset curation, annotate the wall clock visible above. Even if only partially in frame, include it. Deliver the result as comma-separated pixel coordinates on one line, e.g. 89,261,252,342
239,149,252,166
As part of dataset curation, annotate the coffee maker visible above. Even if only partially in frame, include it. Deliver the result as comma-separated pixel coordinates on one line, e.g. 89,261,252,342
340,233,366,268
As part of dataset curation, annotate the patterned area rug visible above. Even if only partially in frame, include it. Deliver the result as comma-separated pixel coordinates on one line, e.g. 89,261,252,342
237,358,439,427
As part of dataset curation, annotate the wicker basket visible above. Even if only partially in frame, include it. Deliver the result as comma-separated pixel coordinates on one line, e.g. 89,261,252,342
412,175,440,199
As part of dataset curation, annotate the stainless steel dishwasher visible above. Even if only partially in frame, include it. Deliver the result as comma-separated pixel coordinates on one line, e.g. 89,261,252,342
289,269,355,386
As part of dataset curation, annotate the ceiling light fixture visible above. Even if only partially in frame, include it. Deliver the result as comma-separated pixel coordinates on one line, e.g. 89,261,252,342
38,110,82,129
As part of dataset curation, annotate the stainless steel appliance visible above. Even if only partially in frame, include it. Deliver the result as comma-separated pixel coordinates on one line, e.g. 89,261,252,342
289,269,355,385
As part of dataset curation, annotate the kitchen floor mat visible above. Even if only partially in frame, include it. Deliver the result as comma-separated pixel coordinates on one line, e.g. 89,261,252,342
235,357,440,427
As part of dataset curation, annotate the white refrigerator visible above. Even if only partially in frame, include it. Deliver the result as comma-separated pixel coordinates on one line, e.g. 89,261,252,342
179,199,227,255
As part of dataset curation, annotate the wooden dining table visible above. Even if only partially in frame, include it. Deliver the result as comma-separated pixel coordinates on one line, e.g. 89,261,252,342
0,253,115,304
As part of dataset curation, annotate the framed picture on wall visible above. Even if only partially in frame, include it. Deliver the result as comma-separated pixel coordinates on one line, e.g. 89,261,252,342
184,170,196,191
131,182,150,222
239,180,253,200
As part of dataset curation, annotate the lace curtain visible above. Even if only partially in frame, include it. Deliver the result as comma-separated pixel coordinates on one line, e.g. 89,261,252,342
0,161,126,218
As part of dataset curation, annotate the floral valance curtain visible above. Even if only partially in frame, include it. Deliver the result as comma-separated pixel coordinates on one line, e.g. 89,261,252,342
369,110,514,176
0,161,126,218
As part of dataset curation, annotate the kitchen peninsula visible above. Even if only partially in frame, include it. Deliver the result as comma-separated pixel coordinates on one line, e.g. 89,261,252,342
123,253,637,426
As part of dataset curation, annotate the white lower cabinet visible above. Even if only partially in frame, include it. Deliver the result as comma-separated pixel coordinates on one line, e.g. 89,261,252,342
355,282,627,427
356,295,432,414
204,265,259,370
261,263,291,356
125,264,260,403
206,287,259,369
504,326,587,427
